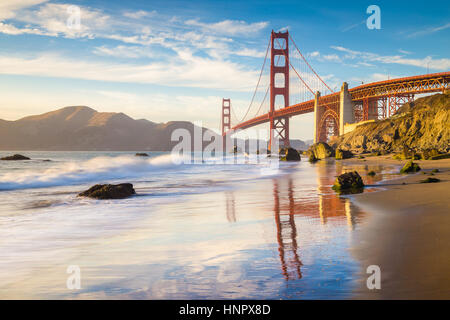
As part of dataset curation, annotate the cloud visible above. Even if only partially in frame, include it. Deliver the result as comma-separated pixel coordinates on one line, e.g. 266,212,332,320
93,45,157,59
398,49,412,55
233,48,266,58
307,51,342,63
407,22,450,38
331,46,450,70
122,10,156,19
0,0,48,20
185,19,268,36
341,20,365,32
0,53,258,91
0,22,48,35
13,3,111,39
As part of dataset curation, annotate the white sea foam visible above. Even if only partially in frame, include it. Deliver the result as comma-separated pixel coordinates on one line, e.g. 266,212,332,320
0,154,181,190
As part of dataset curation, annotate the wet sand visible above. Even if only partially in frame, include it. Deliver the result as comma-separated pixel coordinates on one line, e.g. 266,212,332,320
343,156,450,299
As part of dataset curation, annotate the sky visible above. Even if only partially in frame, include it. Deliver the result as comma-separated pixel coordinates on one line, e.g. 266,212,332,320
0,0,449,140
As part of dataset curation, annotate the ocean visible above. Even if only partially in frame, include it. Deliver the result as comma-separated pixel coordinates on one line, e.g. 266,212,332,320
0,151,400,299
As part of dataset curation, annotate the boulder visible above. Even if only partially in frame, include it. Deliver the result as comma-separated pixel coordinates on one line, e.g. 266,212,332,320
309,153,318,163
308,142,334,160
78,183,136,199
421,149,440,160
400,160,421,173
420,177,440,183
335,149,353,160
1,154,30,160
332,171,365,192
135,153,149,157
280,147,301,161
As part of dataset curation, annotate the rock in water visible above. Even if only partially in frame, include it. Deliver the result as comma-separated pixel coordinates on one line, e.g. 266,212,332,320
1,154,30,160
280,148,301,161
309,153,318,163
78,183,136,199
332,171,364,192
308,142,334,160
400,160,421,173
335,149,353,160
135,153,149,157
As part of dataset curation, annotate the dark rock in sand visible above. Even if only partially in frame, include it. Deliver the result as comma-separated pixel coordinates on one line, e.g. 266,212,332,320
332,171,364,193
1,154,30,160
78,183,136,199
400,160,421,173
135,153,149,157
280,148,301,161
420,177,440,183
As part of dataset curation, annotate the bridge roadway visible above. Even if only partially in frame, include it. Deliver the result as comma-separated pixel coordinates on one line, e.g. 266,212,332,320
229,72,450,133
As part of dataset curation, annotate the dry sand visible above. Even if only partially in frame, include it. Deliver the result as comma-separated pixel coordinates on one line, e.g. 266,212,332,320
341,156,450,299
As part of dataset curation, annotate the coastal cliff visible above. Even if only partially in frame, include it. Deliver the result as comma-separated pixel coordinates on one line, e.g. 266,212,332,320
331,92,450,154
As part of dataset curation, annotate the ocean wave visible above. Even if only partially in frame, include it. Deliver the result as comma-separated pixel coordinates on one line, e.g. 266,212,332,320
0,154,181,191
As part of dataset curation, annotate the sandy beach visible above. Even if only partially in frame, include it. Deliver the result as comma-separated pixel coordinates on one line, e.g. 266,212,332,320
342,156,450,299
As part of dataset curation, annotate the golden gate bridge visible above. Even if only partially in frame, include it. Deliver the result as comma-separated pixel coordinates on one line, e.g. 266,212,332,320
221,30,450,149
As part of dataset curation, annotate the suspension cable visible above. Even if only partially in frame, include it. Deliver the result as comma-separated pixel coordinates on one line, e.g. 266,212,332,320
274,38,314,95
236,35,271,124
289,34,333,93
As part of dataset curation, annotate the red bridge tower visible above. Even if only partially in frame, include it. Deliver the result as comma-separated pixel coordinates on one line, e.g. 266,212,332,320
269,30,290,150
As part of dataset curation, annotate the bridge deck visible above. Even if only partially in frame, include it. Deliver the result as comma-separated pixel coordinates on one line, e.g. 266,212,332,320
229,72,449,132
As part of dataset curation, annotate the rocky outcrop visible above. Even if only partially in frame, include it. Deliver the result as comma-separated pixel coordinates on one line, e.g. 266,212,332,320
335,149,353,160
332,171,364,192
78,183,136,199
332,93,450,154
400,160,421,173
280,148,301,161
307,142,334,160
1,154,30,160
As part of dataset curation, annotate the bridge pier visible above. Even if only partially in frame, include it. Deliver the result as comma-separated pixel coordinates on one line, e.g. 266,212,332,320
339,82,355,135
313,91,321,143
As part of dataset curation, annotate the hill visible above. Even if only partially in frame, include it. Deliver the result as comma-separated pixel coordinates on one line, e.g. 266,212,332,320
0,106,311,151
0,106,212,151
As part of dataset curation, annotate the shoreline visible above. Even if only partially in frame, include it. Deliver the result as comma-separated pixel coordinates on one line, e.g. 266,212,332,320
341,156,450,299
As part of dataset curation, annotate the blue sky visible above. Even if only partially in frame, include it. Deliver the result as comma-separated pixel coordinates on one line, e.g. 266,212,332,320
0,0,449,139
